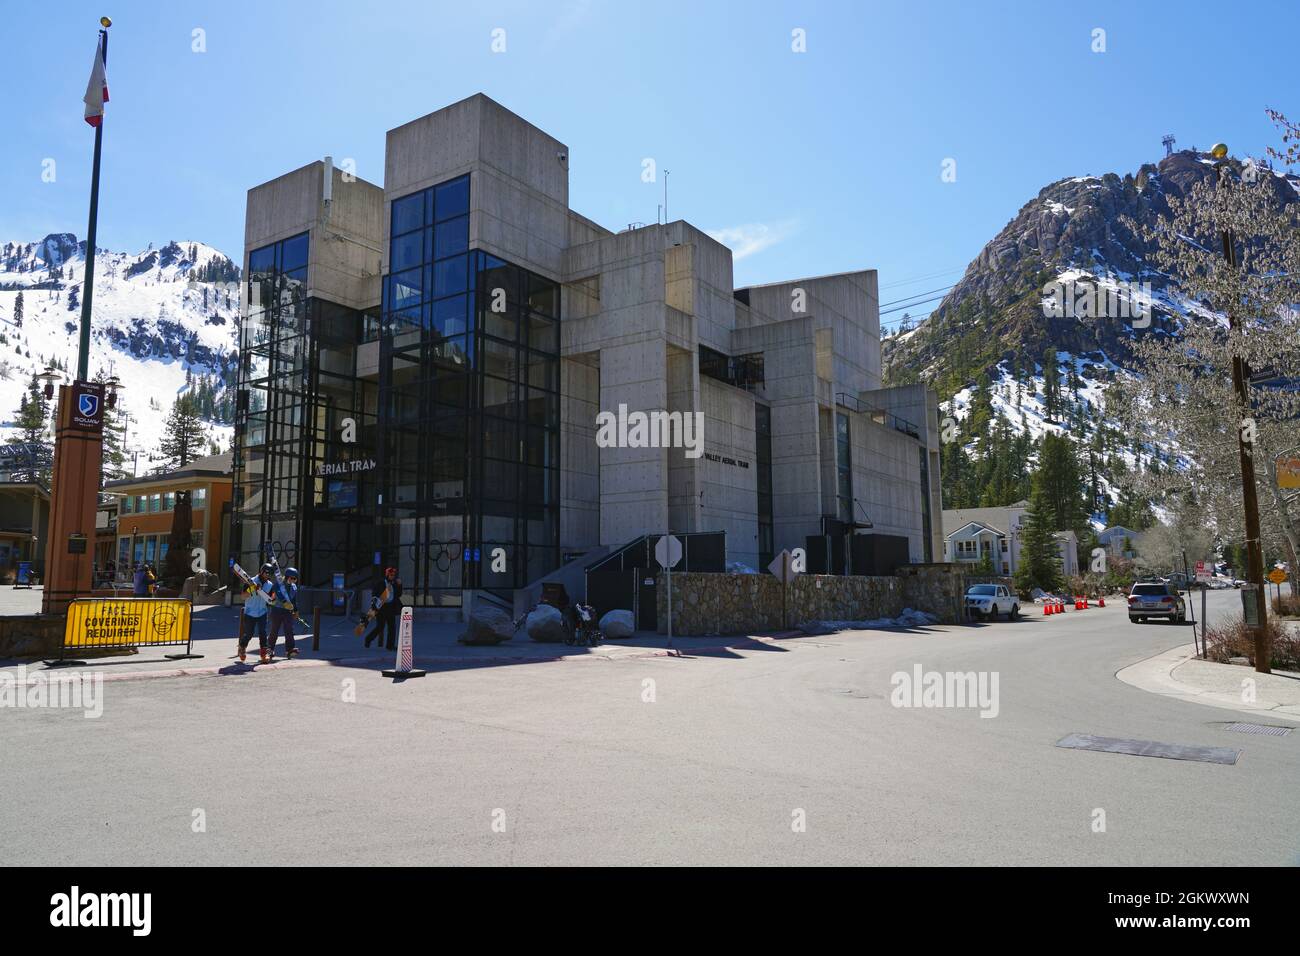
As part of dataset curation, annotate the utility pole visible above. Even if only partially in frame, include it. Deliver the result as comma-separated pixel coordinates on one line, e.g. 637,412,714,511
1212,143,1270,673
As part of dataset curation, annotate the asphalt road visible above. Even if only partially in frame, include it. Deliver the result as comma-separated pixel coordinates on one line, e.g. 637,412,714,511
3,589,1296,866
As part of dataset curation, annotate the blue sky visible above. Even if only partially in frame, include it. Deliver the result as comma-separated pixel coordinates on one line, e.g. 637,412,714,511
4,0,1294,325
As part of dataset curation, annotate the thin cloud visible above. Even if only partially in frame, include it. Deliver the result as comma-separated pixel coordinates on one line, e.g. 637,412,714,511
706,220,798,261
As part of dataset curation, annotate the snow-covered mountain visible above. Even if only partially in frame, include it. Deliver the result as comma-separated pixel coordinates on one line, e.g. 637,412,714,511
0,234,239,474
882,149,1300,524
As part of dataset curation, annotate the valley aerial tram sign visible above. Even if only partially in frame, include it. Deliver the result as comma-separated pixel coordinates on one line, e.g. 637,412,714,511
316,458,377,478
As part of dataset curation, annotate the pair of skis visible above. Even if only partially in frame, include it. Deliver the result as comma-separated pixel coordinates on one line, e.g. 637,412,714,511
262,549,308,626
230,558,306,626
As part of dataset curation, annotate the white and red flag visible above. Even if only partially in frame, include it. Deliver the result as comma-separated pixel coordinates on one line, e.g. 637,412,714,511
83,40,109,127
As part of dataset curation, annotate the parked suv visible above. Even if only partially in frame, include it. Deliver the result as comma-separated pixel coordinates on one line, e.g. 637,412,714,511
1128,582,1187,624
965,584,1018,621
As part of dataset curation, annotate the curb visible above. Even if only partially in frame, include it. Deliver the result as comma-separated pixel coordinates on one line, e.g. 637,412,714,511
9,631,807,686
1116,642,1300,720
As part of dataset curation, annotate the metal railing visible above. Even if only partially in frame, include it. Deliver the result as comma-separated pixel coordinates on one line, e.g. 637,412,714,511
835,392,921,439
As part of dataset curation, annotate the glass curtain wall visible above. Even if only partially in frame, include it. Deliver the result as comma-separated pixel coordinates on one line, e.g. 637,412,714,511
233,233,308,575
233,234,379,584
380,174,560,607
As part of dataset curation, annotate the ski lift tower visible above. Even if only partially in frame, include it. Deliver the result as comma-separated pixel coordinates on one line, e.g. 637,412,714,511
1162,134,1176,157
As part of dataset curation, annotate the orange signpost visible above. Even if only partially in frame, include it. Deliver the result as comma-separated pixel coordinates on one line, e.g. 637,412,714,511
41,384,105,616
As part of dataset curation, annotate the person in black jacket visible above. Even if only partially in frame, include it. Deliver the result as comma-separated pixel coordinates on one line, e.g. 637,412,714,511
364,566,403,650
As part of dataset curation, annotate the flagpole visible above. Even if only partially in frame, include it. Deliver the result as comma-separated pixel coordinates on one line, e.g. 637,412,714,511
77,18,111,383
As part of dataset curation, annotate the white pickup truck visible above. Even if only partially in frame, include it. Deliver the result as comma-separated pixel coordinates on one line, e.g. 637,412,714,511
964,584,1019,621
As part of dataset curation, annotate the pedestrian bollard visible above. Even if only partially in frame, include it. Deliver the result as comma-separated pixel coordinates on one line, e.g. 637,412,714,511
382,606,425,680
312,606,321,652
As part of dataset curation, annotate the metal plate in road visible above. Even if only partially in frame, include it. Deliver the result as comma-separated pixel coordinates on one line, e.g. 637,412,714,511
1055,733,1240,765
1224,722,1293,737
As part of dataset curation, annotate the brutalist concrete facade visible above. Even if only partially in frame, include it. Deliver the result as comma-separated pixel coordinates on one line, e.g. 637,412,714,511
238,93,942,604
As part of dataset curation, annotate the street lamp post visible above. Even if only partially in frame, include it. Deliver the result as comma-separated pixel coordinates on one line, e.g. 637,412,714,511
1212,142,1270,674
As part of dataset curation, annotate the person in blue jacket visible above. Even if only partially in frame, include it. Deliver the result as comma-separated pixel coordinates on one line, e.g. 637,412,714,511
238,564,276,663
267,567,301,660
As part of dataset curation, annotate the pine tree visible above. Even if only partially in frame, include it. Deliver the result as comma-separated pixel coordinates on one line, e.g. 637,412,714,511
1014,485,1063,594
7,375,53,483
13,290,23,328
99,400,130,482
159,395,205,469
1042,348,1061,421
1035,431,1090,549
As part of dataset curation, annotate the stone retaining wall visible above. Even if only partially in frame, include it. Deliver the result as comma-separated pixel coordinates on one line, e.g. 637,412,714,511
658,572,907,636
0,614,68,660
655,565,1012,636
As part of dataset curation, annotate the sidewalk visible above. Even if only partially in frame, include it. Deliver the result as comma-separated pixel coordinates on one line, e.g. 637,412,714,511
1117,643,1300,720
0,603,804,684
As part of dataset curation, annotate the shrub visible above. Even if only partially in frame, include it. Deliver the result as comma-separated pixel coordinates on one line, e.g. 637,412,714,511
1269,593,1300,618
1203,613,1300,670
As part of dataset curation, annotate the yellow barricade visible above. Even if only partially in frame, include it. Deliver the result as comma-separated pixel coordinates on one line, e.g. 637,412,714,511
61,598,195,660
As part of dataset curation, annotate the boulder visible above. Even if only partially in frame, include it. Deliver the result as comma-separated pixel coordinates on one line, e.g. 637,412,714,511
459,607,514,645
526,604,567,643
600,609,635,639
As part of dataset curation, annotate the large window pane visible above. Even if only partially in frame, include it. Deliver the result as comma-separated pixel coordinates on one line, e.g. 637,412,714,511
428,295,470,338
527,274,558,317
249,245,275,278
281,233,309,272
434,216,469,258
391,231,423,272
482,416,517,462
482,303,518,342
527,312,557,353
391,192,423,235
482,337,518,380
389,268,422,310
431,255,468,297
434,176,469,220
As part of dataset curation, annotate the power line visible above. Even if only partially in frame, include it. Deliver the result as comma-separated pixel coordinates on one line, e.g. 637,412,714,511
879,284,955,310
878,266,964,292
880,293,951,317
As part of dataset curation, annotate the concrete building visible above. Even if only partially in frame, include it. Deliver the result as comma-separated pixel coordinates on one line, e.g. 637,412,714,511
942,502,1079,579
233,94,942,611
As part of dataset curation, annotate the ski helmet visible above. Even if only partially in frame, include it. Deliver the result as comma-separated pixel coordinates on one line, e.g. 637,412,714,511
260,563,274,574
284,567,299,579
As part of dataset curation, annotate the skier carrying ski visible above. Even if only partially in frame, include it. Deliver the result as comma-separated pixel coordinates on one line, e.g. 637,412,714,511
267,566,301,660
363,566,402,651
238,563,277,663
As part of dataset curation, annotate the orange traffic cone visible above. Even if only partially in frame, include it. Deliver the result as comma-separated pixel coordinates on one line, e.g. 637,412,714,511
1043,602,1050,615
1098,596,1106,607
